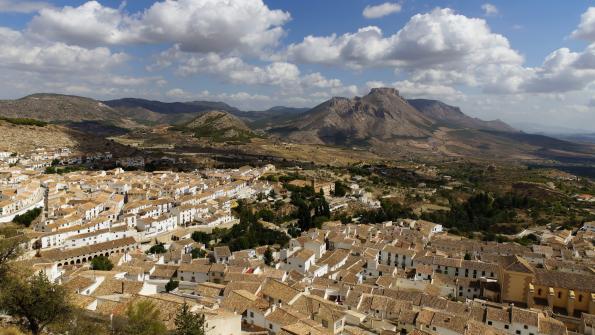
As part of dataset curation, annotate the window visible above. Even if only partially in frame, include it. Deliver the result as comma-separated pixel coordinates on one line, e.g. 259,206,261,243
516,331,521,335
269,324,273,330
250,312,254,317
505,325,509,329
322,320,328,328
557,292,562,299
579,295,583,302
537,289,542,295
488,321,492,326
524,325,528,329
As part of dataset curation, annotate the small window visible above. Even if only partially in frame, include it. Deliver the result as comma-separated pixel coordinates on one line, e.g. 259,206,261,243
488,321,492,326
557,292,562,299
269,324,273,330
516,331,521,335
579,295,583,302
505,325,509,329
524,325,528,329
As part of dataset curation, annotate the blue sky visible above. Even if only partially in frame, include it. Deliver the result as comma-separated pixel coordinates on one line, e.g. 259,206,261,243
0,0,594,131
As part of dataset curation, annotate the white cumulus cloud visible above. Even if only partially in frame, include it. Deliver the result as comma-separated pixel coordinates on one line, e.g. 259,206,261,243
572,7,595,41
0,27,127,74
481,3,498,16
29,0,291,55
363,2,401,19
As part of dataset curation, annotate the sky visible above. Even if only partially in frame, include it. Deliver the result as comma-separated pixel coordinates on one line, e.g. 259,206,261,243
0,0,595,132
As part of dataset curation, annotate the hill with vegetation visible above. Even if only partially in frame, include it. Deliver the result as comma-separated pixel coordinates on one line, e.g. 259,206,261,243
172,110,259,144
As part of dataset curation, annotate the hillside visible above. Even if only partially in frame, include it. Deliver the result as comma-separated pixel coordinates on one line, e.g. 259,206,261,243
0,119,136,156
173,111,258,143
0,94,161,130
408,99,517,132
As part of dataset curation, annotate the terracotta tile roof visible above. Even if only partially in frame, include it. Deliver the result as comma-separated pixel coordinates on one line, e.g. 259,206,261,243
486,307,509,323
464,320,508,335
534,269,595,292
511,307,538,327
261,278,301,304
538,315,567,335
93,278,144,297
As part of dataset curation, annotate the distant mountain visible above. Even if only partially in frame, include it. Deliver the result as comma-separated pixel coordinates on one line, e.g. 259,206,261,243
270,88,434,145
242,106,310,128
0,93,124,123
103,98,239,114
408,99,517,132
0,94,167,133
174,110,258,143
269,88,595,162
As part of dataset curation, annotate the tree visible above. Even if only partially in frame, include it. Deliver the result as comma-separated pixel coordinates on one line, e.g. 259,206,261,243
333,181,348,197
191,248,207,259
263,247,274,266
147,243,167,254
191,231,211,245
174,302,206,335
287,224,300,238
0,235,24,281
165,279,179,292
50,308,110,335
12,208,42,227
120,300,167,335
91,256,113,271
0,272,72,335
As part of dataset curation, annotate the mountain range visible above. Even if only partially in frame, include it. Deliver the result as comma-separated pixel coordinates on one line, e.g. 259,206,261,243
1,89,594,163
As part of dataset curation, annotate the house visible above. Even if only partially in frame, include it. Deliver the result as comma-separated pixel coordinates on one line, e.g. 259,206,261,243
178,262,211,283
214,246,232,264
286,249,316,274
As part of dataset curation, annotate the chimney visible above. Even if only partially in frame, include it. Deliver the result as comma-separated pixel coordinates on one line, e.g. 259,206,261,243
509,303,514,322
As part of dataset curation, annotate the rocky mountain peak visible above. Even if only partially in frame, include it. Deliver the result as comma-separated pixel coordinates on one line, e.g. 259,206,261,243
367,87,400,97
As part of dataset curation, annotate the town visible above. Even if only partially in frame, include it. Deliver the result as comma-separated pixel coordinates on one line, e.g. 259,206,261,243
0,147,594,335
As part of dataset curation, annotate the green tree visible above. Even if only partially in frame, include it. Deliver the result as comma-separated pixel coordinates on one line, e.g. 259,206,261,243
91,256,114,271
12,208,42,227
263,247,274,266
173,302,206,335
120,300,166,335
165,279,179,292
147,243,167,254
287,224,300,238
333,181,348,197
191,248,207,259
0,272,72,335
191,231,211,245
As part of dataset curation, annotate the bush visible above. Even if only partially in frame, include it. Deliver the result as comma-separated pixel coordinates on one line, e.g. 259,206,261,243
13,207,42,227
91,256,113,271
0,117,47,127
